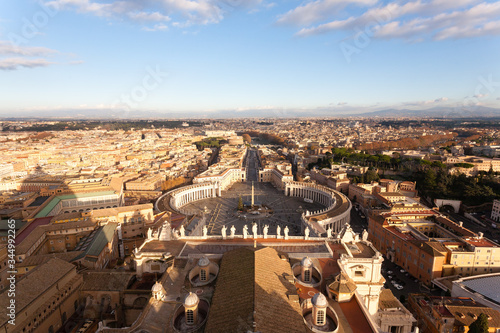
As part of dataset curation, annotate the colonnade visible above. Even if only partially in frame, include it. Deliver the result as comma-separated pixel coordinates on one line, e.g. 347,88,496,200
285,182,335,207
170,183,219,209
286,181,352,236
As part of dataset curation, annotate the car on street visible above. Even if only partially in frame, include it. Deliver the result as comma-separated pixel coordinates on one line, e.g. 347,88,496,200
387,270,393,274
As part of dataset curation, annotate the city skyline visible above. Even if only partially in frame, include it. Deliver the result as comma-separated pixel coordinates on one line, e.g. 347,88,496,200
1,0,500,116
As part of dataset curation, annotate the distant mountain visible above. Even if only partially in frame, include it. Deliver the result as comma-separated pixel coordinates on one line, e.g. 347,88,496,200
1,105,500,120
350,106,500,118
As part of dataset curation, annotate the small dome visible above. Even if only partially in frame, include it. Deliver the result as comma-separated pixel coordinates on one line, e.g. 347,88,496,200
312,293,328,308
152,281,164,293
301,257,313,268
184,292,199,307
198,256,210,267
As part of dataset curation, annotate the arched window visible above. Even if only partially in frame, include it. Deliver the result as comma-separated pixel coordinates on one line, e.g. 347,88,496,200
186,310,194,324
200,269,207,281
304,270,311,282
316,310,325,325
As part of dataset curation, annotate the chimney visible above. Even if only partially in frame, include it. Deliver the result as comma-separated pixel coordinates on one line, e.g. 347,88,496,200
459,221,463,227
478,232,483,239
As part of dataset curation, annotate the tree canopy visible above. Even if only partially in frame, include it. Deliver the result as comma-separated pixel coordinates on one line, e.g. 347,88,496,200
468,313,489,333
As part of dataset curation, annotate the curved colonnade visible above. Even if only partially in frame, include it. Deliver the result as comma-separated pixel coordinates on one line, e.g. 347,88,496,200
157,179,351,238
285,181,351,236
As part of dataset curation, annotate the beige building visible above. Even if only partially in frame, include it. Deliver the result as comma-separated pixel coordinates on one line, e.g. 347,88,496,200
125,175,164,191
0,258,83,333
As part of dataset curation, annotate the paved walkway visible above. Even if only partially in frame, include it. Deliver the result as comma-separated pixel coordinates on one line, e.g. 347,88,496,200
182,181,325,236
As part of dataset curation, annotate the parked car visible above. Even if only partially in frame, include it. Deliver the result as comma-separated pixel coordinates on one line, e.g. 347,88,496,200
400,269,406,273
387,270,393,274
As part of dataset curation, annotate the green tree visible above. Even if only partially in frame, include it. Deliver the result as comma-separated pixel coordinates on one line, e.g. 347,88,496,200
423,169,437,192
365,169,380,183
468,313,489,333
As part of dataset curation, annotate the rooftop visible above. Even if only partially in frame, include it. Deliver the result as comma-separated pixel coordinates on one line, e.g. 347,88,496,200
35,190,116,218
205,247,306,333
0,258,76,326
81,271,134,291
460,275,500,305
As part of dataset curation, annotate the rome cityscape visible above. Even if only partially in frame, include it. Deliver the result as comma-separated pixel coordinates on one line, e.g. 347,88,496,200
1,1,500,333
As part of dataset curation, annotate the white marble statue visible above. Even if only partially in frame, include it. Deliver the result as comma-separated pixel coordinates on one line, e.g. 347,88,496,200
179,225,185,238
202,225,208,238
362,229,368,241
230,225,236,238
252,223,258,238
327,227,333,238
243,225,249,239
305,227,310,239
221,225,227,239
147,228,153,239
277,225,281,238
263,225,269,239
284,226,289,239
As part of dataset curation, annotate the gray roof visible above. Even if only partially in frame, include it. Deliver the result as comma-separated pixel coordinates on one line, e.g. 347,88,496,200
74,223,117,260
461,275,500,305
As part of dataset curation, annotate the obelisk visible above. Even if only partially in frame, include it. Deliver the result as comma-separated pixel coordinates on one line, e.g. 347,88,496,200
251,181,255,207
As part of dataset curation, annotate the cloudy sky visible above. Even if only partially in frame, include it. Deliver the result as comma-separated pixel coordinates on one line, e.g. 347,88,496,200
0,0,499,116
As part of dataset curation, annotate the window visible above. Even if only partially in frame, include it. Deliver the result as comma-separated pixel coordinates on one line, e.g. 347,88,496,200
304,270,311,282
317,310,325,325
200,269,207,281
186,310,194,324
355,270,363,277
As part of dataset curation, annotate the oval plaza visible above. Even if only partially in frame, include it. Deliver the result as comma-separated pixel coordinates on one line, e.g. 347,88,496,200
157,148,351,238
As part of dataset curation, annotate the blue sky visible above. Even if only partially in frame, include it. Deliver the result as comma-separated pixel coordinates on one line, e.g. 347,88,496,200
1,0,500,116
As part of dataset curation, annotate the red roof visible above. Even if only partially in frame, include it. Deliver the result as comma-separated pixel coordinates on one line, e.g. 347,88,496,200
15,217,52,245
339,297,375,333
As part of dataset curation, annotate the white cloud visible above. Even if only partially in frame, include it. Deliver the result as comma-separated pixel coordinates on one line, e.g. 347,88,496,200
0,58,53,70
289,0,500,41
402,96,449,106
0,41,57,56
277,0,377,26
474,93,488,98
142,23,169,31
44,0,261,27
